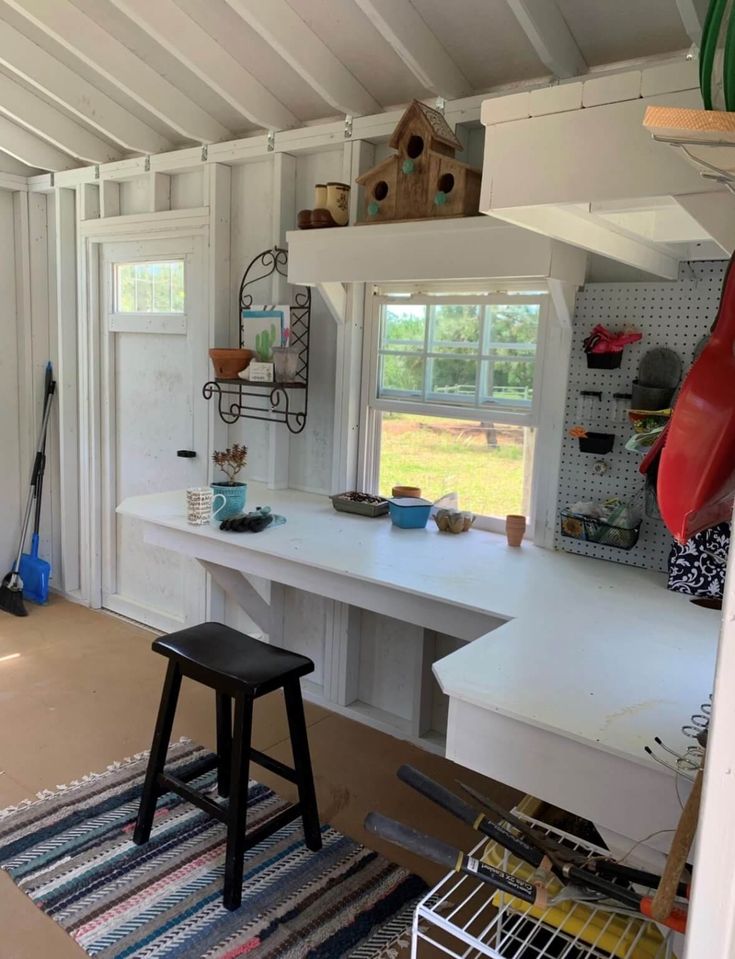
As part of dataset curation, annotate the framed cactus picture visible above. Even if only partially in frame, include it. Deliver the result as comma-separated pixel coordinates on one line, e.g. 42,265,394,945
240,306,289,361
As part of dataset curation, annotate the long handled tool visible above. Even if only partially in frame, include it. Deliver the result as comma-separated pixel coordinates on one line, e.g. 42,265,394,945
19,365,55,605
0,368,56,617
364,811,551,908
455,776,691,898
369,766,688,934
366,806,687,934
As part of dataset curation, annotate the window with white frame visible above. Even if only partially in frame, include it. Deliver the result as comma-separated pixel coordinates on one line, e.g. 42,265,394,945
362,285,549,530
114,260,185,314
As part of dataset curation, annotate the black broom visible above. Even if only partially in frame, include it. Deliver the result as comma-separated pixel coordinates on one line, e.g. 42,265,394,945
0,371,56,617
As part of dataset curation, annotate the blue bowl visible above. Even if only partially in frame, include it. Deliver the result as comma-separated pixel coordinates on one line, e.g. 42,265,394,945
388,497,432,529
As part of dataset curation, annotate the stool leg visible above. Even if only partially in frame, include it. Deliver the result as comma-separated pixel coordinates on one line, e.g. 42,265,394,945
223,692,253,911
133,660,182,845
284,681,322,852
216,693,232,798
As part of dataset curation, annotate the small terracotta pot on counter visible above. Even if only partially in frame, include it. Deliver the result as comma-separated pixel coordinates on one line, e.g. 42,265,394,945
392,485,421,498
505,514,526,547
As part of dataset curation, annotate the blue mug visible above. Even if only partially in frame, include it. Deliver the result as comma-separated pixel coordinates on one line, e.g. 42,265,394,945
211,482,247,522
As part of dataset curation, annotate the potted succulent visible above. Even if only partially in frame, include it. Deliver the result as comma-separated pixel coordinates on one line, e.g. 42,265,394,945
211,444,248,520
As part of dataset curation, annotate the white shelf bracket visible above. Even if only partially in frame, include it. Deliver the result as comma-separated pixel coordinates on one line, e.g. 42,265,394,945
318,281,347,325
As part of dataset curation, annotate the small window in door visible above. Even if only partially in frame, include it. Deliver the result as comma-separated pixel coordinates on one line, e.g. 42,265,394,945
114,260,185,314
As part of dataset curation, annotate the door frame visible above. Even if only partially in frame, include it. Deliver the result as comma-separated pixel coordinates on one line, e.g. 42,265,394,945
79,212,211,617
99,234,208,630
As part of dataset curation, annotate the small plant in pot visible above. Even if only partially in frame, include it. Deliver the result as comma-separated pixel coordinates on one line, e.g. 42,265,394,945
211,444,248,521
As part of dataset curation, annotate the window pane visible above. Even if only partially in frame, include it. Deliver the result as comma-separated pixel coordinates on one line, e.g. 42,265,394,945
429,357,477,401
486,303,539,350
382,304,425,351
378,413,533,518
379,353,425,395
135,271,152,312
152,263,171,312
430,304,480,354
484,358,535,405
115,260,184,313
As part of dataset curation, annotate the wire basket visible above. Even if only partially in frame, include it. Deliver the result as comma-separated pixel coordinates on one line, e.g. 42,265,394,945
412,812,676,959
560,510,641,551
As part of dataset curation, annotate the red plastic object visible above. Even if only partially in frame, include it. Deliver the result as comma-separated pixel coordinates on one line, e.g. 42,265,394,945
658,253,735,543
583,324,643,354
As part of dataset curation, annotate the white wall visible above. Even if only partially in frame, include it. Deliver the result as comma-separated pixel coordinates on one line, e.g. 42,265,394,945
227,151,342,494
0,189,20,576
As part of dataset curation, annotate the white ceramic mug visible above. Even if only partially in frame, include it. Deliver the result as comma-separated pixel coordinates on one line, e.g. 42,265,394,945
186,487,225,526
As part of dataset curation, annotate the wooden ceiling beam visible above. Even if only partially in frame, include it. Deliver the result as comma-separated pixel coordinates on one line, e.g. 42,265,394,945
353,0,472,99
0,17,171,154
224,0,381,117
0,73,121,164
505,0,587,79
109,0,297,131
0,0,229,143
0,113,78,170
0,149,40,177
675,0,709,45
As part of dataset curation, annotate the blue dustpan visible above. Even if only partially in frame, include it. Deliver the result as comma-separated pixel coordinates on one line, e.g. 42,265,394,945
19,533,51,605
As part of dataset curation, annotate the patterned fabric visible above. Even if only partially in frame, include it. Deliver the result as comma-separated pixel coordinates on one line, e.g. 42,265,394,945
667,522,730,597
0,741,425,959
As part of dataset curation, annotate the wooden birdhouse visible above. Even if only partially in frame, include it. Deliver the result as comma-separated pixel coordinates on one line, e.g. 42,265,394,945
356,100,482,224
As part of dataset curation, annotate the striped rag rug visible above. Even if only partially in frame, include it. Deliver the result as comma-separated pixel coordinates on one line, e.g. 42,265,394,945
0,741,426,959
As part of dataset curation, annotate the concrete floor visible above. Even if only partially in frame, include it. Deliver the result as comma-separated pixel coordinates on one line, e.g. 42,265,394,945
0,596,520,958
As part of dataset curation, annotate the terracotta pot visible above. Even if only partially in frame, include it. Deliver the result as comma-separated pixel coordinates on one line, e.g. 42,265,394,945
392,485,421,498
505,514,526,547
208,348,255,379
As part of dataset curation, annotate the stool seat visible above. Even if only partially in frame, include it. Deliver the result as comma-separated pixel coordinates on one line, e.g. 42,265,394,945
153,623,314,696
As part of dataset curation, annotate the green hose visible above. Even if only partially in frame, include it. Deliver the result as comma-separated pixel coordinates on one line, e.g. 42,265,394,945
700,0,727,109
700,0,722,106
725,0,735,108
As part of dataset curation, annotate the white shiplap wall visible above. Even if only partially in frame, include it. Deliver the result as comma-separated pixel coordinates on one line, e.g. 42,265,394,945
0,190,20,575
556,259,727,572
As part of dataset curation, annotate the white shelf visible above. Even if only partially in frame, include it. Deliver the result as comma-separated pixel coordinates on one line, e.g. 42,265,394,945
413,812,677,959
286,216,586,287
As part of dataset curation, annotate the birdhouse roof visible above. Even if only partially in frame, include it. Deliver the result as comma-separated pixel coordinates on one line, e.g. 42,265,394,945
389,100,463,152
355,154,398,186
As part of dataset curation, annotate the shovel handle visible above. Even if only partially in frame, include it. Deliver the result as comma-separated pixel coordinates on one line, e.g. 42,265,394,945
650,766,703,923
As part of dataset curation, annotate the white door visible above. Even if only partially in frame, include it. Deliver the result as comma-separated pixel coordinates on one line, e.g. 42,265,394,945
100,236,208,631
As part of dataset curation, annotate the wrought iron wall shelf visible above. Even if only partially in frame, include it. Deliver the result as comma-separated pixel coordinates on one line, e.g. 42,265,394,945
203,246,310,435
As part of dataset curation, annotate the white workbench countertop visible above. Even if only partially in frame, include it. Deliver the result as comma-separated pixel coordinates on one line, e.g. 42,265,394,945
119,484,719,772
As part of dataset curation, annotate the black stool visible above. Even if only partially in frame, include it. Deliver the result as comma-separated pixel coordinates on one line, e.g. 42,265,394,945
133,622,322,910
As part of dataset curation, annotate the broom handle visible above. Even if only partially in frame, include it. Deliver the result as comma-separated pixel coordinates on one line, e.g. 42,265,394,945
13,384,55,572
31,376,54,536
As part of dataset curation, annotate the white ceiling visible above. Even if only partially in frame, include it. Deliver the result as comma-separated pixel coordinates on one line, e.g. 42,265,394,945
0,0,695,175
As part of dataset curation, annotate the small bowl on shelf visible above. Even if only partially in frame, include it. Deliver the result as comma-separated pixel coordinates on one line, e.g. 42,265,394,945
388,497,432,529
209,348,255,379
392,485,422,498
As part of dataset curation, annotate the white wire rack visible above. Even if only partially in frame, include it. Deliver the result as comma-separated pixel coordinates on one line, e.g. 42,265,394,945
411,812,677,959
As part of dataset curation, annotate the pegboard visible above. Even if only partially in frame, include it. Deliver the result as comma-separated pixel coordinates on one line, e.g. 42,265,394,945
555,259,727,572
